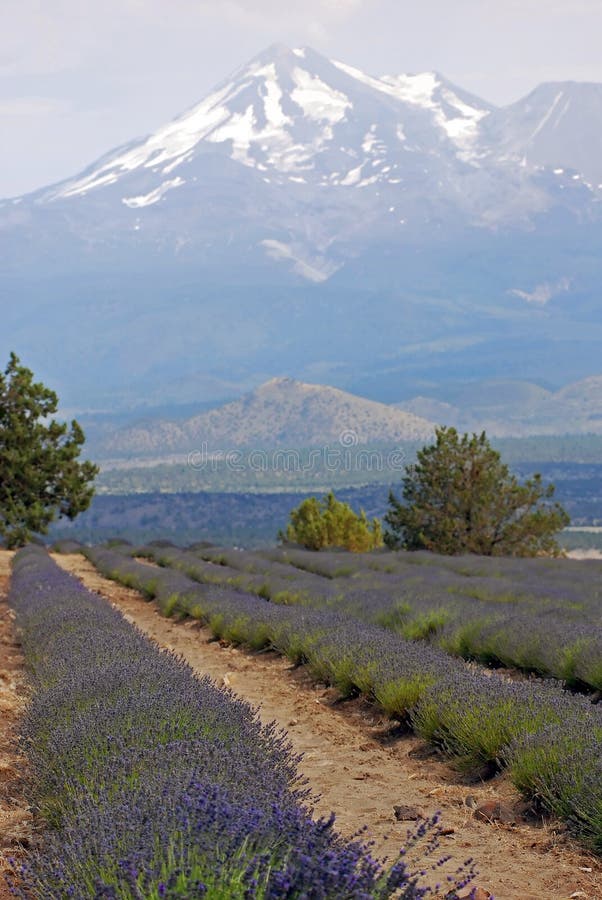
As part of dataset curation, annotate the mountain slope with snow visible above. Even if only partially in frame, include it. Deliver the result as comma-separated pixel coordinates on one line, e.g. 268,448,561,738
3,43,598,280
1,44,602,412
45,45,494,200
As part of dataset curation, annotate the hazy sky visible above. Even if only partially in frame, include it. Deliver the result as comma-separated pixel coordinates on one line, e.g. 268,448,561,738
2,0,602,198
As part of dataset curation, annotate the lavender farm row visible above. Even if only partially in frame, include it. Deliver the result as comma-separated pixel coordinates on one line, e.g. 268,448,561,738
221,546,602,689
138,543,602,692
8,547,468,899
85,545,602,854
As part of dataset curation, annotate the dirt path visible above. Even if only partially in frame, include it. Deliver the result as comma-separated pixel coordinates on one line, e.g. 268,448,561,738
0,550,31,900
56,553,601,900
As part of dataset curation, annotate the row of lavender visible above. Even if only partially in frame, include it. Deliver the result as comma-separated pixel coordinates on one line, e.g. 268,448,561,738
137,542,602,691
85,545,602,854
9,546,467,898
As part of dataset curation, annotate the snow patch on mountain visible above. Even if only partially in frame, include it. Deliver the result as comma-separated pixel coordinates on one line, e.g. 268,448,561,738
510,277,571,306
263,72,292,129
122,177,185,208
362,125,379,153
381,71,441,106
205,105,257,164
290,68,351,123
528,91,566,142
261,239,341,282
340,164,363,186
163,152,194,174
438,88,489,148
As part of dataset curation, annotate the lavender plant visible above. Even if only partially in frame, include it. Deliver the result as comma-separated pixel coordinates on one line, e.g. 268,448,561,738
506,705,602,853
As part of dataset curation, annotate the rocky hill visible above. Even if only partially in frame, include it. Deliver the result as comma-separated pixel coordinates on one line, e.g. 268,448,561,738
102,377,434,457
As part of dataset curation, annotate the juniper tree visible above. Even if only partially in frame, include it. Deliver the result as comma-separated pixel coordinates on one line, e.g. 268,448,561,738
282,491,383,552
384,427,569,556
0,353,98,548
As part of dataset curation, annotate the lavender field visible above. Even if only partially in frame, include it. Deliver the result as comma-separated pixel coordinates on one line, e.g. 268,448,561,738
81,542,602,856
8,546,475,899
132,542,602,692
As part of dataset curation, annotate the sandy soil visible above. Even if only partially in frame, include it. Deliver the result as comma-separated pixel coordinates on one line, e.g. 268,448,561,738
55,552,602,900
0,550,31,900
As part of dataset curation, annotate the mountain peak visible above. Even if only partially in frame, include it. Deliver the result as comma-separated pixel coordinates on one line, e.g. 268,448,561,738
481,78,602,186
245,42,313,70
263,41,294,56
260,376,299,389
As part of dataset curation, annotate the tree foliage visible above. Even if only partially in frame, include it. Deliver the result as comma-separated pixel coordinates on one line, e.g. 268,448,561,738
282,491,383,552
384,427,569,557
0,353,99,548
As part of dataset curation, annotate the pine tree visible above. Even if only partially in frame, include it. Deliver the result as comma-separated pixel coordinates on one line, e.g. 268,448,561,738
384,427,569,556
0,353,99,547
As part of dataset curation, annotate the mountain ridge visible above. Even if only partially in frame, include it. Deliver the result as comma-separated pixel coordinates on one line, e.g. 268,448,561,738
397,375,602,436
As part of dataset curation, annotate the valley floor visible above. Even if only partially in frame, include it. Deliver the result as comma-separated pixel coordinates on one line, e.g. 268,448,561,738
54,552,602,900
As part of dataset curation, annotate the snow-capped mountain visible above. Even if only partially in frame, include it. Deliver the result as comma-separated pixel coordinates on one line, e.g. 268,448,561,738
2,44,602,412
3,43,598,277
47,45,491,200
